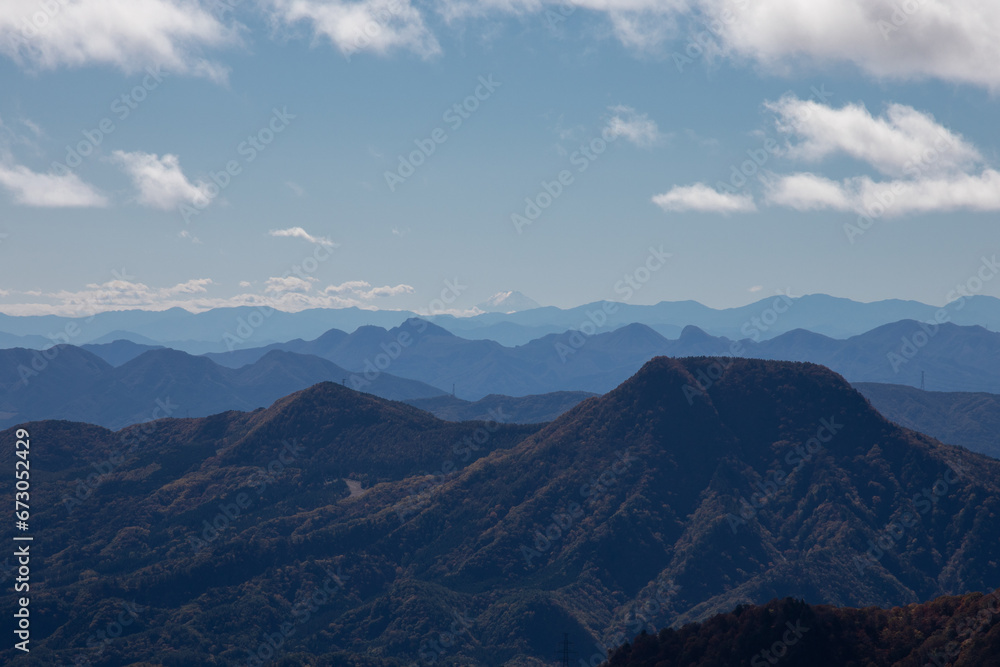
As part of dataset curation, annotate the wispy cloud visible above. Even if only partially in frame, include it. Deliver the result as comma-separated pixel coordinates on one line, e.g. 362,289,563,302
441,1,1000,90
765,97,982,178
325,280,414,299
709,0,1000,91
652,183,756,214
268,227,338,247
0,277,417,316
113,151,212,210
265,276,316,294
605,105,665,148
266,0,441,58
765,170,1000,217
0,0,237,80
0,161,107,207
760,98,1000,216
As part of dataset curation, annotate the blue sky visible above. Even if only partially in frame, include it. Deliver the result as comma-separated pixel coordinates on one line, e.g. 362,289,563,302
0,0,998,317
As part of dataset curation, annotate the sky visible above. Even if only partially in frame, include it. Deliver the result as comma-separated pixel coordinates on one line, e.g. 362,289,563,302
0,0,998,317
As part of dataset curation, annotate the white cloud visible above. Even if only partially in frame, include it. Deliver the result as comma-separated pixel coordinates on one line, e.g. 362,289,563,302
20,119,43,138
268,226,338,247
0,0,237,80
112,150,212,210
33,278,213,316
605,105,664,148
286,181,305,196
0,277,417,315
178,229,202,244
0,162,107,207
704,0,1000,91
441,1,1000,90
265,276,316,294
748,285,763,292
324,280,415,299
759,96,1000,217
763,172,854,212
766,170,1000,217
766,97,982,177
652,183,756,213
267,0,441,58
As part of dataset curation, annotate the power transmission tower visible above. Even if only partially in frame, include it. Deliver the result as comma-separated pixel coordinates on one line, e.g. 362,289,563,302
558,633,575,667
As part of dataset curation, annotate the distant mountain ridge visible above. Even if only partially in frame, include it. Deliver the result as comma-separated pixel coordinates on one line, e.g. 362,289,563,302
205,317,1000,399
5,293,1000,349
0,345,444,429
855,382,1000,459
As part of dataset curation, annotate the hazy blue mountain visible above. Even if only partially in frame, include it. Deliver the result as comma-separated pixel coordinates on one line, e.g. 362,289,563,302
6,294,1000,349
87,330,164,346
0,346,444,429
0,331,52,349
427,294,996,344
855,382,1000,459
199,317,1000,399
0,306,418,352
81,339,164,366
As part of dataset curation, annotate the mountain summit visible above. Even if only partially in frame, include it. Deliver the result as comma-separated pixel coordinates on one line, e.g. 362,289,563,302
475,290,542,313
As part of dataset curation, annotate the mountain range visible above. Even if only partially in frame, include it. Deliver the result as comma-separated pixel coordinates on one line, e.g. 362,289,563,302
4,357,1000,665
0,345,444,430
203,317,1000,399
9,314,1000,431
5,293,1000,350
